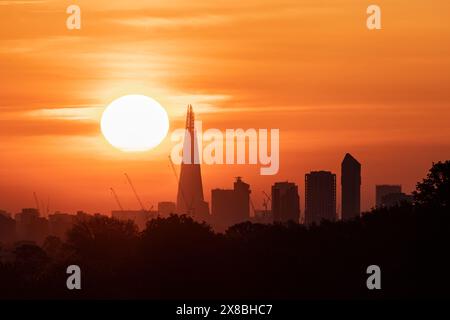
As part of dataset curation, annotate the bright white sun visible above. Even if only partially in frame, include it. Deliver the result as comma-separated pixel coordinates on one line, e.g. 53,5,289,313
101,95,169,152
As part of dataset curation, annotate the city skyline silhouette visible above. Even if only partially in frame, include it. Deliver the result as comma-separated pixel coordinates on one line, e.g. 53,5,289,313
0,104,442,233
2,1,450,217
1,159,449,300
1,0,450,303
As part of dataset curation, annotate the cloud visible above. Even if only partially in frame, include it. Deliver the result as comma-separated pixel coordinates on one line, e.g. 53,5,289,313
111,14,229,28
0,0,47,5
0,106,102,137
0,118,99,137
27,106,103,121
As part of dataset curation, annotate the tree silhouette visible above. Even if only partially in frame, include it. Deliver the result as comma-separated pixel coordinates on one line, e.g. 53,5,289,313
413,160,450,209
13,244,49,282
42,235,63,258
142,214,214,243
66,215,138,262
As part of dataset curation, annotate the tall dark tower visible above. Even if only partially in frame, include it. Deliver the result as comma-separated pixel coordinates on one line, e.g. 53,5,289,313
271,182,300,223
305,171,336,225
341,153,361,220
176,105,209,219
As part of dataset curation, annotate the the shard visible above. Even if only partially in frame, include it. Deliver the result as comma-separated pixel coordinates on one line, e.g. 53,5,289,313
176,105,209,219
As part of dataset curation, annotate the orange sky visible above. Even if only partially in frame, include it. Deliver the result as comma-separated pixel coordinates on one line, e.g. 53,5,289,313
1,0,450,215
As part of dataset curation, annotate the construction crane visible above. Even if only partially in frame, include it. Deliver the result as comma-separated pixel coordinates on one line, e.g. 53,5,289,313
262,198,269,212
124,173,146,211
110,187,124,211
249,196,257,216
262,191,271,211
33,192,41,215
168,155,180,182
45,196,50,216
33,192,51,217
42,197,50,217
262,190,271,201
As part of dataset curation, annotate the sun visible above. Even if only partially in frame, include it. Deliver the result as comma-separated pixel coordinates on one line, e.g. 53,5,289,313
101,95,169,152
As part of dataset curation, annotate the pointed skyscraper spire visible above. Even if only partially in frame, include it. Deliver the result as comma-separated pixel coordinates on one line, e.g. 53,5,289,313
176,105,209,219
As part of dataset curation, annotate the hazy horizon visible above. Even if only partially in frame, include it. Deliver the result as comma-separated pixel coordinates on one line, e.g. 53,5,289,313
1,0,450,215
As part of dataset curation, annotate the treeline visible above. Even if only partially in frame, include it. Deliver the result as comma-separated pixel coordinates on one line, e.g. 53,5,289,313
0,204,448,299
0,161,449,299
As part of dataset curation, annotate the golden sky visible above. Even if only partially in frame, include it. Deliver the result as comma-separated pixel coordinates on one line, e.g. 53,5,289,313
1,0,450,215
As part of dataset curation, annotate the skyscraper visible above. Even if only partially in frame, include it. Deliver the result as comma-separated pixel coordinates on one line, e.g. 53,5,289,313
375,185,402,207
48,212,75,240
211,177,251,228
380,192,413,208
305,171,336,225
15,208,48,243
176,105,209,219
158,201,176,217
271,181,300,223
341,153,361,220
